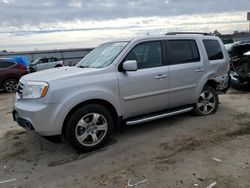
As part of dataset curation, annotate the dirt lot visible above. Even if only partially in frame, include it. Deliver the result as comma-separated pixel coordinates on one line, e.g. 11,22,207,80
0,89,250,188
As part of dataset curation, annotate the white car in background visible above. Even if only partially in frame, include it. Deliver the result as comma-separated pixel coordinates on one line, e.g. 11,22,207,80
29,57,63,72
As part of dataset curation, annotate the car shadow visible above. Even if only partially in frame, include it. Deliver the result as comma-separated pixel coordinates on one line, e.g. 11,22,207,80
0,112,193,168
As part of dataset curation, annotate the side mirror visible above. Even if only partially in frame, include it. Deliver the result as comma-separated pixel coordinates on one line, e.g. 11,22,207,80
123,60,138,71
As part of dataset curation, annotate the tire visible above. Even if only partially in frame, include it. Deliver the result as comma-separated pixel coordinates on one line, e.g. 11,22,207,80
55,64,63,68
65,104,114,152
3,79,18,93
193,85,219,116
30,67,36,72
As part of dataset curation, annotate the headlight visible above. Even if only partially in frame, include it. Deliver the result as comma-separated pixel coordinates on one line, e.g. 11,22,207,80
22,81,49,99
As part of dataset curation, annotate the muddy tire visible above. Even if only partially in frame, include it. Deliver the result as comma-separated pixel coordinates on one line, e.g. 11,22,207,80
193,86,219,116
65,104,113,152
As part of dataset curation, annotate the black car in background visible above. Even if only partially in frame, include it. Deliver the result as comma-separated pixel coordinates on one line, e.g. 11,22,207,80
226,41,250,90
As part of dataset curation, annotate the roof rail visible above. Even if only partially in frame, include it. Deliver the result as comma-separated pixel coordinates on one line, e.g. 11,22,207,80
165,32,213,36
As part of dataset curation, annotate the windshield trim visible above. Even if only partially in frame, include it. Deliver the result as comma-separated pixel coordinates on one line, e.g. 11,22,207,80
76,41,129,69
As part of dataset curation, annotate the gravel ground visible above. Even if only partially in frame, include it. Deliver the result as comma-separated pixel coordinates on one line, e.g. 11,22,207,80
0,88,250,188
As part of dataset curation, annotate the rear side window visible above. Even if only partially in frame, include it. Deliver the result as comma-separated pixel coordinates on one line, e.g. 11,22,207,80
166,40,200,65
0,61,16,68
203,40,224,60
48,57,58,62
53,57,59,61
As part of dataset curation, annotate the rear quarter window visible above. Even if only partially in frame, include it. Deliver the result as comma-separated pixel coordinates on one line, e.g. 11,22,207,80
203,40,224,60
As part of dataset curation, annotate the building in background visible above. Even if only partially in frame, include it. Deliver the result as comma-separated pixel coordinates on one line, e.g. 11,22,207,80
0,48,93,66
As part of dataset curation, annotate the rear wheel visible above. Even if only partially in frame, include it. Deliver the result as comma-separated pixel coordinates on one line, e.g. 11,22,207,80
3,79,18,93
65,104,113,152
193,86,219,116
55,64,63,68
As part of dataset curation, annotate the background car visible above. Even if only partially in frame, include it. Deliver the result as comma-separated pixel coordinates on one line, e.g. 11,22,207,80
0,58,29,93
29,57,63,72
226,41,250,90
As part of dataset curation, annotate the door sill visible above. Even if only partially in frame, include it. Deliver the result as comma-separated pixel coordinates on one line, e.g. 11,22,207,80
125,106,194,125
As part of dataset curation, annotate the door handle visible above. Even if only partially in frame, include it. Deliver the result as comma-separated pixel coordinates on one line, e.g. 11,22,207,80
155,74,167,79
195,68,205,72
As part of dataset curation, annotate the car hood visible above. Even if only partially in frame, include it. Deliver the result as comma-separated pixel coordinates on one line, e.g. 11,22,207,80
21,66,98,82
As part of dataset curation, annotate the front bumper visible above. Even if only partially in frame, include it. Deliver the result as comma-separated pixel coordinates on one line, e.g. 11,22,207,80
13,97,65,136
12,110,34,130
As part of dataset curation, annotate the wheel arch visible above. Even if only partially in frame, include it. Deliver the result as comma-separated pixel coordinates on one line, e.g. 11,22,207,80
204,79,218,90
62,99,120,136
55,64,63,68
195,71,220,99
1,77,19,88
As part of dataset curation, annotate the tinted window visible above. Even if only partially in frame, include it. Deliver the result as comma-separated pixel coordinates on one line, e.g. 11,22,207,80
50,57,58,62
126,41,162,69
166,40,200,65
38,59,44,64
43,58,48,63
0,61,15,68
203,40,224,60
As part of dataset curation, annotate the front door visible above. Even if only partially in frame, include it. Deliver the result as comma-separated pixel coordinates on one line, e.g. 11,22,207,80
117,41,170,119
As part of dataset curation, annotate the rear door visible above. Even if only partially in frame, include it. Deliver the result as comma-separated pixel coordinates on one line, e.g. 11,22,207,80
48,57,57,68
37,58,50,71
165,39,205,108
117,41,170,119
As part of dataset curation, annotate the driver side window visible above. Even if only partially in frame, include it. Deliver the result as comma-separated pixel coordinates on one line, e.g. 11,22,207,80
126,41,162,69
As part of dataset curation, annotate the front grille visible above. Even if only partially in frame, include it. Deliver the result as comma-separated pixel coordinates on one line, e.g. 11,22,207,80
17,81,24,96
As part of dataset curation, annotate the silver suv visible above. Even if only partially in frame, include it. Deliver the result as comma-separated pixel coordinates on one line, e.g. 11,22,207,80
13,33,230,151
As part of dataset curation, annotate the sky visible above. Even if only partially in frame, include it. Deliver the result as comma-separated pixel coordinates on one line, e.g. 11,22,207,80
0,0,250,51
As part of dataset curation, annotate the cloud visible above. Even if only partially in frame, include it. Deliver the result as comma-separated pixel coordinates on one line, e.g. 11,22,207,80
0,0,250,26
0,0,249,51
0,11,248,51
1,0,14,4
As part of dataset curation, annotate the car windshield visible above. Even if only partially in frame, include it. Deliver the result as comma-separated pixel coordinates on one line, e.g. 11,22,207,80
31,59,40,65
76,42,128,68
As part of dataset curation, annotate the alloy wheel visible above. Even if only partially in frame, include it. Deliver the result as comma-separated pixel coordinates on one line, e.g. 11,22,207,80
197,91,216,115
75,113,108,147
4,80,18,93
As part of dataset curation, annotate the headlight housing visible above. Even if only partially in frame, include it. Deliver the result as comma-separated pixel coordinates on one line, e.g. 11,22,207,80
22,81,49,99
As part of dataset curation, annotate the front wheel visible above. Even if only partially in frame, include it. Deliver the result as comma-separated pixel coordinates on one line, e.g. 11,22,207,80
65,104,113,152
193,86,219,116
